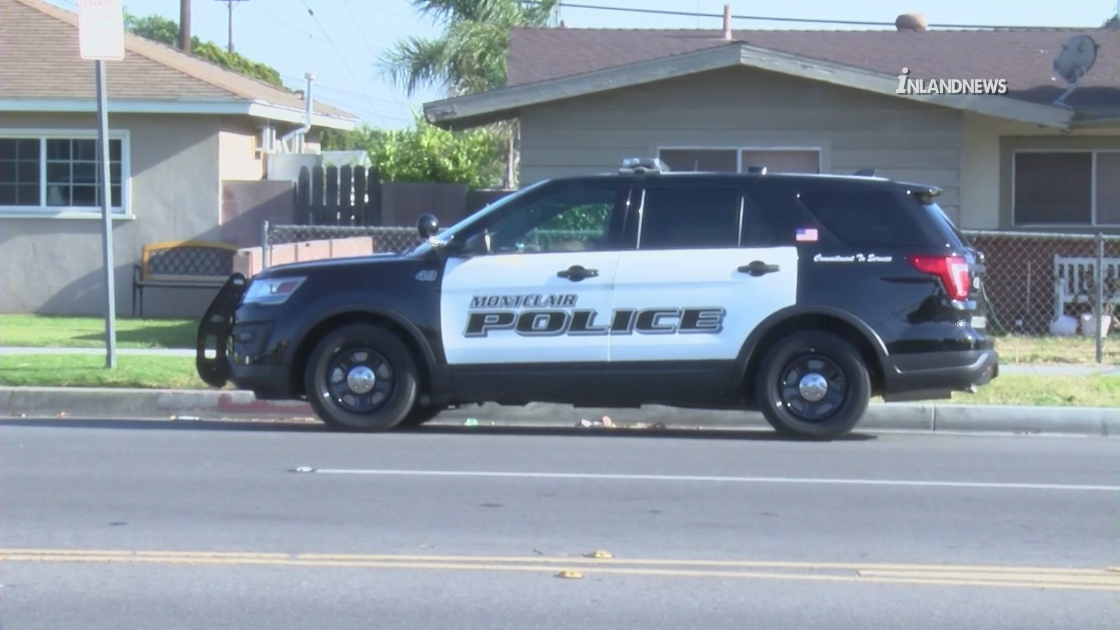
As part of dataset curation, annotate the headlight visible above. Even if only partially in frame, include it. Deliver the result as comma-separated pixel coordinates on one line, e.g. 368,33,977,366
243,276,306,305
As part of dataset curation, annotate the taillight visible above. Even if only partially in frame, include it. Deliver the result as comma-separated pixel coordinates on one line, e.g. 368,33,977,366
907,255,970,301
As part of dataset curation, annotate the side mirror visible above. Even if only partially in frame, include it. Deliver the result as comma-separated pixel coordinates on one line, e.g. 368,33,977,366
417,214,440,239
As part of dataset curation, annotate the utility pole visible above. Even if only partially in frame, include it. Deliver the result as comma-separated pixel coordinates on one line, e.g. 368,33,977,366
178,0,191,53
216,0,249,54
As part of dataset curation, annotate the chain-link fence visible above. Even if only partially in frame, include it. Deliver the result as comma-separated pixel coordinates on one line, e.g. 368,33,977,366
260,222,1120,364
959,229,1119,364
261,222,603,266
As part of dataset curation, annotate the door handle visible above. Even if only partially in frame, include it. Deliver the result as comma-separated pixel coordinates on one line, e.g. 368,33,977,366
557,265,599,281
737,261,781,277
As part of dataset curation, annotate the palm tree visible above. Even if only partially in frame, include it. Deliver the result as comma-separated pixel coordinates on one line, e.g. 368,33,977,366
379,0,561,188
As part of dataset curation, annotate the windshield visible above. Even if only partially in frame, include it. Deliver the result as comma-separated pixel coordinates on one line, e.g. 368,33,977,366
407,180,551,256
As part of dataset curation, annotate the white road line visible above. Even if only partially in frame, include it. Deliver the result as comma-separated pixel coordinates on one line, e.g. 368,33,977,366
305,469,1120,492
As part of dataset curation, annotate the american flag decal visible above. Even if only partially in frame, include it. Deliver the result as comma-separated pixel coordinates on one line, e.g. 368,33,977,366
796,227,818,242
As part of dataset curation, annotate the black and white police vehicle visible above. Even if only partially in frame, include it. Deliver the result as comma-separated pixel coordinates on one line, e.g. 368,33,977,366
196,158,998,440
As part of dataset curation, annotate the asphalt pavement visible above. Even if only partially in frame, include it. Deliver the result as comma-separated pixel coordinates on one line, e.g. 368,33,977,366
2,419,1118,629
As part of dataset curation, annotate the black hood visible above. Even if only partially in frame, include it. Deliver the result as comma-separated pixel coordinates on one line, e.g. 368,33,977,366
258,252,407,278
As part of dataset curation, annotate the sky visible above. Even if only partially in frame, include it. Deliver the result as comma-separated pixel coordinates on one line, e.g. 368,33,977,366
45,0,1120,129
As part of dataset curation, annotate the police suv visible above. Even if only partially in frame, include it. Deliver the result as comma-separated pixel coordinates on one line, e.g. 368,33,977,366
196,158,998,440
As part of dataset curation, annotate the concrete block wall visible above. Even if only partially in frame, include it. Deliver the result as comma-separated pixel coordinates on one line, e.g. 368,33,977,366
233,236,375,278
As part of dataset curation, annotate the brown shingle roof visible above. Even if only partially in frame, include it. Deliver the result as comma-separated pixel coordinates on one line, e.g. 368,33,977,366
0,0,355,119
509,27,1119,109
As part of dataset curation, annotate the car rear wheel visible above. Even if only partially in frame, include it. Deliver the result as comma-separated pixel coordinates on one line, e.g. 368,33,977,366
755,331,871,440
304,324,419,431
398,405,445,428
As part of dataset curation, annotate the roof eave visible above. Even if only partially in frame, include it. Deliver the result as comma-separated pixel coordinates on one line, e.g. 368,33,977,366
0,98,357,130
734,44,1073,129
424,44,745,128
1070,112,1120,128
424,42,1075,130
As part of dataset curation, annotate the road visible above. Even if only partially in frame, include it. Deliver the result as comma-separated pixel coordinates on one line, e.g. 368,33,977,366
1,418,1118,629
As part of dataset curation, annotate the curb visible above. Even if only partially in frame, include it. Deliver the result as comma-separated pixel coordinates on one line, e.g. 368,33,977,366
1,387,1117,436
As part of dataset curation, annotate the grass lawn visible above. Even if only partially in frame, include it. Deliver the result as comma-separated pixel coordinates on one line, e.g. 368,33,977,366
0,314,1116,368
947,374,1118,407
1,355,1116,407
0,355,208,389
995,334,1119,365
0,314,195,349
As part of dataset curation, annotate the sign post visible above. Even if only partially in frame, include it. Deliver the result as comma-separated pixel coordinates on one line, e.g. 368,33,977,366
78,0,125,369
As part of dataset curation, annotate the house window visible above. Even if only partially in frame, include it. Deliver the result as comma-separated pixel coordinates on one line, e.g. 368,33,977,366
658,149,738,173
1013,151,1120,226
657,148,820,174
0,132,129,215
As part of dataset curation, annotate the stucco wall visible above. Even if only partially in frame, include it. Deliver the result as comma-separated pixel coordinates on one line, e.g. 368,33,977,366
218,117,264,181
0,112,222,317
518,66,964,222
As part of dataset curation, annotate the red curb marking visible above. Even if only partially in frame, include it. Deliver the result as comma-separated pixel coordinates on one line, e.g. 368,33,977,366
216,393,312,415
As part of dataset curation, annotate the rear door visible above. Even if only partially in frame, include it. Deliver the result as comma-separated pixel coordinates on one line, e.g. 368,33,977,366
609,178,798,363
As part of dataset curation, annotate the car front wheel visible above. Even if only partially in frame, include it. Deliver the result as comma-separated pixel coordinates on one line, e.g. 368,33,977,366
755,331,871,440
304,324,420,431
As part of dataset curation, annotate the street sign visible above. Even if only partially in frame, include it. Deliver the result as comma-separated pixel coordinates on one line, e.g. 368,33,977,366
78,0,125,61
78,0,125,368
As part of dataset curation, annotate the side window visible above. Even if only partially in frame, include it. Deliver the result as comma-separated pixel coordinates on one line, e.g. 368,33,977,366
796,187,927,247
483,182,624,254
638,186,740,250
739,194,780,247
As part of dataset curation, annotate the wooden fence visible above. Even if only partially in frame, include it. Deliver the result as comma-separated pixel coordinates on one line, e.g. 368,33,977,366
292,165,516,227
295,165,383,225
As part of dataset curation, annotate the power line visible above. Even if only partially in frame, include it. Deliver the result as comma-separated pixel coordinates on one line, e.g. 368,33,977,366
342,0,410,110
297,0,391,125
214,0,251,54
280,74,408,106
550,1,1092,30
246,1,370,51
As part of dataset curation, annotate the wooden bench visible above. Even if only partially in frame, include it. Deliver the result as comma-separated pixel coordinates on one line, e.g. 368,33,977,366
1053,254,1120,319
132,240,239,317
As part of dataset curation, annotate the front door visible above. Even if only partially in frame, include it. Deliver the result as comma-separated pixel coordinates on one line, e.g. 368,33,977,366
440,179,632,368
610,180,799,367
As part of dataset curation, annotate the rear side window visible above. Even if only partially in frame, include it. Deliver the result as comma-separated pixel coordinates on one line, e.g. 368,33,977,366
920,199,971,248
638,186,740,250
796,187,928,247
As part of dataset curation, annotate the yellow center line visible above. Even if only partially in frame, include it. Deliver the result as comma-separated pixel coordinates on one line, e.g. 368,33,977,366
6,549,1110,576
294,553,1116,576
2,549,1116,592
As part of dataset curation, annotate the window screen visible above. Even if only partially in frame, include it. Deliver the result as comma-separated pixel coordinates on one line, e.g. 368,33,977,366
639,186,740,250
1014,152,1092,225
797,187,926,247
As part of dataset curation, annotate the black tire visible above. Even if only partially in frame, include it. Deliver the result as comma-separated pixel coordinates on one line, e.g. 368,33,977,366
755,331,871,440
304,324,419,431
398,405,445,428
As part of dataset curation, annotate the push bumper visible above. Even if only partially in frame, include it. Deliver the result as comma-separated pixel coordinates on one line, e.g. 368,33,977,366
196,273,248,388
881,349,999,402
196,274,294,398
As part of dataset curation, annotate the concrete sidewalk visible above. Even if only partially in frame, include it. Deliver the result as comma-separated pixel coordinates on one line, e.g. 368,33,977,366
2,386,1117,437
1,346,1117,376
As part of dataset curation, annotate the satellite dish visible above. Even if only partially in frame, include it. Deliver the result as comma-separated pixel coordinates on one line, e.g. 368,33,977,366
1051,34,1099,109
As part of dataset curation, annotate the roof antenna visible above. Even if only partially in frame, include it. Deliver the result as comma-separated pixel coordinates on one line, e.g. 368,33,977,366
1051,34,1099,110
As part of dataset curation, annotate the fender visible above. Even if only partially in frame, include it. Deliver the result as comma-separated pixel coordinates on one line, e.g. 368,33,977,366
734,304,889,385
289,292,451,400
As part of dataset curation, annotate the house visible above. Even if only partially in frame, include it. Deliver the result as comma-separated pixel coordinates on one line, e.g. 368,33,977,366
0,0,358,316
423,17,1119,234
